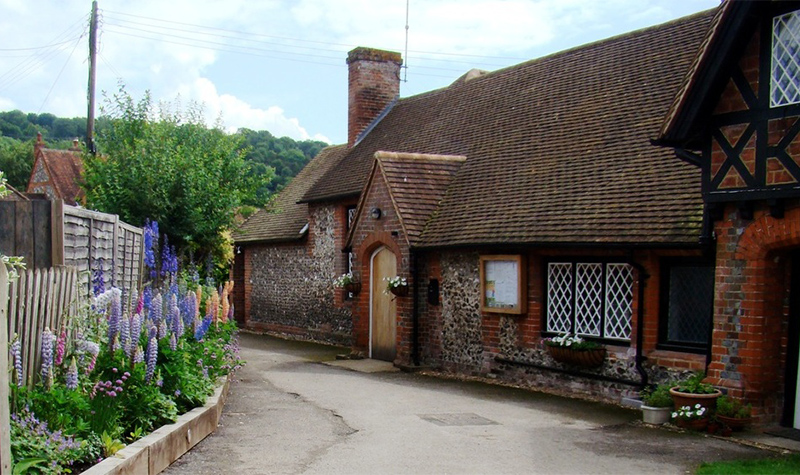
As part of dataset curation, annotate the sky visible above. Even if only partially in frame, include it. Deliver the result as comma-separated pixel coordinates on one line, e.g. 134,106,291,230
0,0,720,145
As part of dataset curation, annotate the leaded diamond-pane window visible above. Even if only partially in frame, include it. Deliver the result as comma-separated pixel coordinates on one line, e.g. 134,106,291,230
772,9,800,107
660,262,714,350
545,261,634,341
546,263,572,334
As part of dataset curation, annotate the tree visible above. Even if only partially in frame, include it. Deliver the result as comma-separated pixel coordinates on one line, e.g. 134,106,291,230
0,136,34,189
82,87,271,264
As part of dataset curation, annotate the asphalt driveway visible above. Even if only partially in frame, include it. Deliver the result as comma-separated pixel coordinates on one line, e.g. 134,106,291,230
163,333,778,474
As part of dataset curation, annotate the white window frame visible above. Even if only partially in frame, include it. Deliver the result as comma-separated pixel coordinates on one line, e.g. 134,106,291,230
545,260,633,342
771,8,800,107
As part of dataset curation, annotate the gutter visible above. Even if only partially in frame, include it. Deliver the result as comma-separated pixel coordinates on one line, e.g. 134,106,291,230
627,253,650,389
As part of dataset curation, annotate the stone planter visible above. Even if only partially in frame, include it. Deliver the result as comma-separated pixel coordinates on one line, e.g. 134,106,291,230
389,285,408,297
344,282,361,294
545,346,606,368
669,387,722,412
641,405,672,425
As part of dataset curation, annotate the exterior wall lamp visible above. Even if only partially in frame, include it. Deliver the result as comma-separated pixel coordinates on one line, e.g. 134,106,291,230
371,207,382,219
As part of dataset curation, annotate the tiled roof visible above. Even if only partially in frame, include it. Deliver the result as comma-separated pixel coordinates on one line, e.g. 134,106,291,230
658,3,731,143
347,152,466,248
304,10,716,247
233,144,348,243
38,148,84,205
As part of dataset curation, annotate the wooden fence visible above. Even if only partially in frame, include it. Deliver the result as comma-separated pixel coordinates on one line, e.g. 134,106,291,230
1,264,11,475
6,266,82,387
58,202,143,301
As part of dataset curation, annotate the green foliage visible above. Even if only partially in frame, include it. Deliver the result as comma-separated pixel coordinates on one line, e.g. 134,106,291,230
83,87,268,262
0,137,34,189
100,431,126,458
715,395,752,419
12,458,47,475
12,383,93,438
674,372,717,395
695,454,800,475
640,383,673,408
9,406,90,474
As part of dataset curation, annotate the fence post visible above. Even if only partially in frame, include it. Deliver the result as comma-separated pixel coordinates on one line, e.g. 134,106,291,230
0,263,12,474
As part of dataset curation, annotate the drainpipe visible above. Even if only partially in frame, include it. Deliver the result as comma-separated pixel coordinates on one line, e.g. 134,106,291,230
411,250,420,366
627,253,650,388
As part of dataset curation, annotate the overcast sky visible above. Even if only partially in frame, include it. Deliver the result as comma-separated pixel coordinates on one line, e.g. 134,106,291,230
0,0,720,145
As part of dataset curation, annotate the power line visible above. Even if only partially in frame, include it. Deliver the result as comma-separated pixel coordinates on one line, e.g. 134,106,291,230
37,33,86,113
0,38,83,52
101,9,528,62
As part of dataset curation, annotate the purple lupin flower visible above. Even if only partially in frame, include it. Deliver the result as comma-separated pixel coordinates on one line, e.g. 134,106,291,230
158,319,167,340
129,313,142,357
40,328,55,384
107,288,122,349
142,286,153,318
10,338,23,386
65,357,78,390
133,345,144,364
144,219,159,279
169,333,177,351
171,294,183,339
149,293,162,327
92,259,105,297
145,326,158,383
122,312,132,355
54,329,67,366
194,314,212,341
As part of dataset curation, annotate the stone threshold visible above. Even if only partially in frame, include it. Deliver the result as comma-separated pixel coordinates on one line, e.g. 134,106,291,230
82,377,230,475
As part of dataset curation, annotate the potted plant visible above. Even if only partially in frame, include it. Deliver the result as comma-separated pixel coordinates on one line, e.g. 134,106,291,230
672,403,709,431
715,395,752,431
334,273,361,294
384,276,408,297
542,333,606,368
640,383,674,424
669,372,722,411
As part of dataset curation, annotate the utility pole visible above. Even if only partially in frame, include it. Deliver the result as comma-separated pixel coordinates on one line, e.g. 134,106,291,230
87,0,98,154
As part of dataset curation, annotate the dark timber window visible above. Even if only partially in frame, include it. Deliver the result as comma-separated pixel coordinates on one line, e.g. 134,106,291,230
659,259,714,352
545,261,633,342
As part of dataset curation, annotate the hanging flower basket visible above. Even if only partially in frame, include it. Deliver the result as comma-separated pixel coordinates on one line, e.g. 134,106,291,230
389,285,408,297
344,282,361,294
546,345,606,368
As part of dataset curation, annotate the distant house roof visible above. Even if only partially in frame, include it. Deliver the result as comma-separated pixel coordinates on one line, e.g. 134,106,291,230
26,134,84,205
233,144,348,244
346,152,466,248
301,9,715,248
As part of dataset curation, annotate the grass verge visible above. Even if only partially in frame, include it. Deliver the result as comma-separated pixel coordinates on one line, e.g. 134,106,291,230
696,453,800,474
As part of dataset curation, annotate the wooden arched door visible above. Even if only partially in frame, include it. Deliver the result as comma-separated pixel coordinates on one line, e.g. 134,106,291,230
370,246,397,361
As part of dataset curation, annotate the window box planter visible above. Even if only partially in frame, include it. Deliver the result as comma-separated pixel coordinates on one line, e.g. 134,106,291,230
546,346,606,368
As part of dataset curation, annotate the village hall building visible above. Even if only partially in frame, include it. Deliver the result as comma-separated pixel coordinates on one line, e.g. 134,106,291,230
233,1,800,427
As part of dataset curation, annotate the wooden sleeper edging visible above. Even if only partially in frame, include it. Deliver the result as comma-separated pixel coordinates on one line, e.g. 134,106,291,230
81,377,230,475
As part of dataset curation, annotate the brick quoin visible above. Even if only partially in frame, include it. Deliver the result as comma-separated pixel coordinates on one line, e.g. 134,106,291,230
711,203,800,423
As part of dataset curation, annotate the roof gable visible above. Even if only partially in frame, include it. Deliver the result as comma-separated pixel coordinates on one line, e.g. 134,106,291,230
27,146,84,205
233,144,348,243
346,152,466,248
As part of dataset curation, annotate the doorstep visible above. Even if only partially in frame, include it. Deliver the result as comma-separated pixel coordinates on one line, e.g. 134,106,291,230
81,377,230,475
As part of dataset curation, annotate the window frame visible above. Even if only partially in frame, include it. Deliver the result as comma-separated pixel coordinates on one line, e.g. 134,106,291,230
657,257,715,354
770,7,800,108
479,255,526,315
542,258,633,345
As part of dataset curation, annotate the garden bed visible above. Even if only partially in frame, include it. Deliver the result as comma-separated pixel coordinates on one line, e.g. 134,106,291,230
82,376,229,475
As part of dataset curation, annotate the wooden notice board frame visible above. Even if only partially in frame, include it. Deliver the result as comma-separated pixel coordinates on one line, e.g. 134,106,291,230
479,255,526,314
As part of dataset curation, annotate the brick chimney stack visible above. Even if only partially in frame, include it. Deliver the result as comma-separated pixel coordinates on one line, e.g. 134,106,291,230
347,47,402,148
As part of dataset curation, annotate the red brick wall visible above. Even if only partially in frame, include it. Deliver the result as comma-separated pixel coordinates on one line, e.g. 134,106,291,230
347,48,402,147
348,170,413,362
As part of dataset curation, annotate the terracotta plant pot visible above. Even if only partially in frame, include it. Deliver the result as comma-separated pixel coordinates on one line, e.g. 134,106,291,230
642,405,672,425
546,346,606,368
675,417,709,431
716,415,751,432
669,387,722,412
389,285,408,297
344,282,361,294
